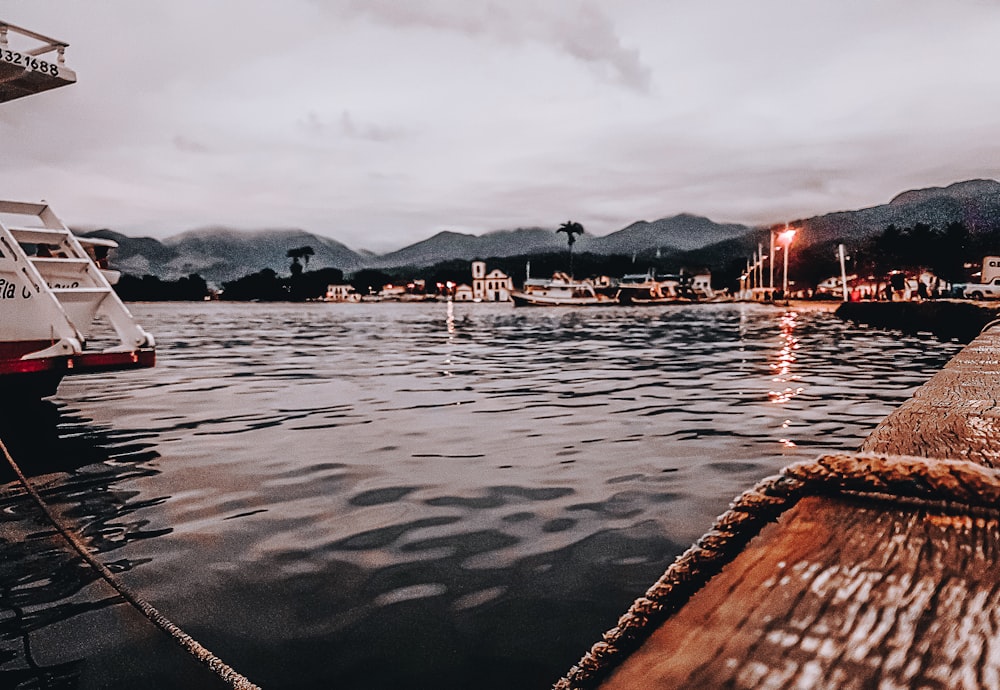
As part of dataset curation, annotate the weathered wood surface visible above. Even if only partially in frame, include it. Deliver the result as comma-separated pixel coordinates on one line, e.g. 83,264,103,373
596,325,1000,689
601,496,1000,689
863,333,1000,465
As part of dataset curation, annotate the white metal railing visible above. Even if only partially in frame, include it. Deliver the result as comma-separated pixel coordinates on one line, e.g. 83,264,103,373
0,20,68,66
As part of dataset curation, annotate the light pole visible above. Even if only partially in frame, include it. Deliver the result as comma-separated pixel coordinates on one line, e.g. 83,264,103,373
837,244,848,302
769,231,775,290
758,242,764,291
778,227,796,301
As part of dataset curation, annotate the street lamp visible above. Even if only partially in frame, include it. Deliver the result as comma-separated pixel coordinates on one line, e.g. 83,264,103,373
778,226,797,300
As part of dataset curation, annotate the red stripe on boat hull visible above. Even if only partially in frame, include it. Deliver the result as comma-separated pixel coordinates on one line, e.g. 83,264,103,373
0,340,60,360
0,348,155,399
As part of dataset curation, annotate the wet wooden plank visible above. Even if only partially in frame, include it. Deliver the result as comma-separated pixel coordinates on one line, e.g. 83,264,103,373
595,324,1000,690
863,331,1000,465
601,495,1000,689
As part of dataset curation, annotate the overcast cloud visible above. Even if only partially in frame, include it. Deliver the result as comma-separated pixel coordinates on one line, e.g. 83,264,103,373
2,0,999,252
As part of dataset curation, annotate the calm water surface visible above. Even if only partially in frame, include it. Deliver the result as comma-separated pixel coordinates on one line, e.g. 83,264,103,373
0,302,962,689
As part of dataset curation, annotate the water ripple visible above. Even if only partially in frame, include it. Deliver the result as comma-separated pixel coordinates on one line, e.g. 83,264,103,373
0,301,964,689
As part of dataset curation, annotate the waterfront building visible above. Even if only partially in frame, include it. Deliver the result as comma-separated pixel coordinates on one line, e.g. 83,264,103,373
380,284,407,301
471,261,513,301
324,284,361,302
691,273,714,298
454,284,474,301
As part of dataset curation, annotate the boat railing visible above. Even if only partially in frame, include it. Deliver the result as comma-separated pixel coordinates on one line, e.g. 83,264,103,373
0,20,68,63
0,19,76,103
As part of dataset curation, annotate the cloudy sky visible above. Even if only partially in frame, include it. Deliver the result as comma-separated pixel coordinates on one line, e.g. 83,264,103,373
2,1,999,252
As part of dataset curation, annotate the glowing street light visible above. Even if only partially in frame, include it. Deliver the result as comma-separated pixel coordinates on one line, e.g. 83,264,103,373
778,226,797,299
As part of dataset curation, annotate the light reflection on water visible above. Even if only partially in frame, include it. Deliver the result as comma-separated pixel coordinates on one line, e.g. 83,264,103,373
770,311,804,447
0,302,962,689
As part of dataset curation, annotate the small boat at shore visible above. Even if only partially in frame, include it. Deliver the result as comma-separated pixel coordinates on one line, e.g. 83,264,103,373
616,271,724,305
616,273,690,305
0,22,155,400
511,273,618,307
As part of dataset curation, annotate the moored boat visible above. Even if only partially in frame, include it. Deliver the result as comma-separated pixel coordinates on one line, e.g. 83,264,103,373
510,272,618,307
0,201,156,399
0,21,155,400
617,270,721,304
615,272,690,305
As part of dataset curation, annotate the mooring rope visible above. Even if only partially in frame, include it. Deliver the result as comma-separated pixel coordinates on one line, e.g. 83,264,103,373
0,436,261,690
554,451,1000,690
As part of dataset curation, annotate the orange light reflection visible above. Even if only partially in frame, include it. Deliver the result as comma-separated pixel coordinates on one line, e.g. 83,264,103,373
768,311,803,405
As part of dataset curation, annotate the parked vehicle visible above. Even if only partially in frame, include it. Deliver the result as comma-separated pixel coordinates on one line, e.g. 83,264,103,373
953,257,1000,299
953,277,1000,300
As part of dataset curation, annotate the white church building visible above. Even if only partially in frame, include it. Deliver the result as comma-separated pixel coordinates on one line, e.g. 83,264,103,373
471,261,513,302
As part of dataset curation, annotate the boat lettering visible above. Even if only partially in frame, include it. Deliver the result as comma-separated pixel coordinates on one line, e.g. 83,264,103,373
0,278,27,299
48,281,79,289
0,49,59,77
21,286,31,299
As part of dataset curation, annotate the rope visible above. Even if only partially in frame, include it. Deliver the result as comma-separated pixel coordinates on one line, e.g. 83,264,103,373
554,451,1000,690
0,436,261,690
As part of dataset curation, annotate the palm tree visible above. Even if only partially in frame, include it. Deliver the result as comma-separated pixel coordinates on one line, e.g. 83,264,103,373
287,247,304,276
286,246,315,275
557,221,585,276
300,245,315,269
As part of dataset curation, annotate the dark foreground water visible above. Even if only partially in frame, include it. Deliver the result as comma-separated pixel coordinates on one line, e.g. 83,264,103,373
0,302,963,689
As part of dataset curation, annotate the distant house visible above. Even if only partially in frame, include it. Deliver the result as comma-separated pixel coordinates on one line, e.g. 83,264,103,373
471,261,513,301
454,283,474,301
325,284,361,302
380,284,407,301
690,272,714,299
816,274,858,296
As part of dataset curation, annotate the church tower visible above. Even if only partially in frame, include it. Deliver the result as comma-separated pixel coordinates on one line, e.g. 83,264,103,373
472,261,486,300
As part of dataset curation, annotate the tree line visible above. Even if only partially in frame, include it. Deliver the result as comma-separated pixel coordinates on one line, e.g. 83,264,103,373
114,266,346,301
779,221,990,289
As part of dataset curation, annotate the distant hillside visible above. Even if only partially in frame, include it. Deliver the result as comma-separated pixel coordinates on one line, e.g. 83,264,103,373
83,229,179,276
365,227,566,268
363,216,752,269
583,214,753,255
81,227,366,284
164,228,366,282
794,179,1000,246
78,178,1000,285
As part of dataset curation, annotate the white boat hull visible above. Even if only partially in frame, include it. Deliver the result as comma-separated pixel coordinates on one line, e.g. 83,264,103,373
510,291,617,307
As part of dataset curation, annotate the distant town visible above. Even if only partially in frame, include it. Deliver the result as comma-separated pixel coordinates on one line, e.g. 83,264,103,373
111,212,1000,306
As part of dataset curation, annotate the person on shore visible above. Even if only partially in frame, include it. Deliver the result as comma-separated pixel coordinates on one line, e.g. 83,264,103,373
890,272,906,301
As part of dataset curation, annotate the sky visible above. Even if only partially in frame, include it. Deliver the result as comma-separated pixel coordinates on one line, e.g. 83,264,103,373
2,0,1000,253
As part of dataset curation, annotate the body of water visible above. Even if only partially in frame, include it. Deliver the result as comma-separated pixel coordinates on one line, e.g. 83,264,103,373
0,301,963,689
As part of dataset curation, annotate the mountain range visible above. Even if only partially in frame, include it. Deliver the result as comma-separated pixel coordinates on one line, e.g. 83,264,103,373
77,178,1000,285
792,179,1000,245
84,227,367,284
81,214,759,284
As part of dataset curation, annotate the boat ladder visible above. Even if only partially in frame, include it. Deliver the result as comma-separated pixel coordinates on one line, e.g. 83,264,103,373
0,199,154,365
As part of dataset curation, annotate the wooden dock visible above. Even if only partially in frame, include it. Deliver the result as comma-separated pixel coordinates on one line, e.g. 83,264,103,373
558,318,1000,689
